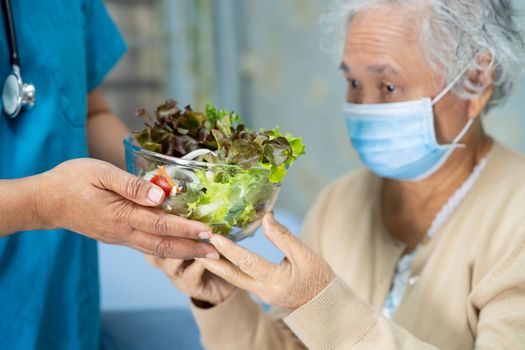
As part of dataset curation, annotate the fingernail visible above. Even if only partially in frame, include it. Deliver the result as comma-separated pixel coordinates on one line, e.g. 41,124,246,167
199,231,212,240
268,212,276,223
148,187,164,204
206,253,220,260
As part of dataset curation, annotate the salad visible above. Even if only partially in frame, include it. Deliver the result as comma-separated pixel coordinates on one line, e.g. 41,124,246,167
127,99,305,238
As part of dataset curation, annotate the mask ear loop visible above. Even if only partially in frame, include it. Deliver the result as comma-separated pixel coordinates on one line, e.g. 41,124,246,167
442,54,495,148
451,118,475,148
431,65,471,105
432,64,475,148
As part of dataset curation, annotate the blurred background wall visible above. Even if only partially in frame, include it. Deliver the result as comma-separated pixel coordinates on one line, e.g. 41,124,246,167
99,0,525,311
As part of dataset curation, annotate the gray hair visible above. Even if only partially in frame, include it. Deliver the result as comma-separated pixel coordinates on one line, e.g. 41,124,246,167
321,0,525,112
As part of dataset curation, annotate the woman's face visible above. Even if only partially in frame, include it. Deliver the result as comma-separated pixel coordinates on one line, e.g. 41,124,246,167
342,7,471,144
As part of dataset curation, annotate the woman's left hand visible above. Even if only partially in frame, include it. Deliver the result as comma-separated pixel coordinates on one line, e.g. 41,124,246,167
197,213,336,310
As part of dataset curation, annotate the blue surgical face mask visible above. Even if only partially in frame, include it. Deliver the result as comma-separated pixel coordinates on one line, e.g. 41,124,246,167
344,69,474,181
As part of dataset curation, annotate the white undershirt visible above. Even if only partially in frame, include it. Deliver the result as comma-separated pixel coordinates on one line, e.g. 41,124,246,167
381,156,489,320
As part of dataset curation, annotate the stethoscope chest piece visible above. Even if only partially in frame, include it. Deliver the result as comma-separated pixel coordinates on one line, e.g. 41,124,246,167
2,66,35,118
2,0,36,119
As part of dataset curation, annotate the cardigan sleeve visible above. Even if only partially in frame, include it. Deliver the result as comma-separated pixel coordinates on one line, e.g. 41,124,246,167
191,290,306,350
284,277,439,349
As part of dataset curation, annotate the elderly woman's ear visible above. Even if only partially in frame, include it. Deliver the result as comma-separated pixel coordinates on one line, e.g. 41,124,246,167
467,52,496,119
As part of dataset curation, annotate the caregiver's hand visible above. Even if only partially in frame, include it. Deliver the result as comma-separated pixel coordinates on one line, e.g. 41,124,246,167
146,255,237,306
38,158,217,259
197,213,336,310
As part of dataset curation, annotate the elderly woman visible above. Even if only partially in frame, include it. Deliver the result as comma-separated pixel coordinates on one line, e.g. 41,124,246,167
147,0,525,348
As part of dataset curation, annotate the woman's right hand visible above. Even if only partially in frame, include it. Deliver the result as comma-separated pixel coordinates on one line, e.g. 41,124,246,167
37,158,218,259
146,255,237,306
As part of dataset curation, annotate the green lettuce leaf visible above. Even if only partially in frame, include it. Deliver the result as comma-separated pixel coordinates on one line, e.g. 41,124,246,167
184,168,273,231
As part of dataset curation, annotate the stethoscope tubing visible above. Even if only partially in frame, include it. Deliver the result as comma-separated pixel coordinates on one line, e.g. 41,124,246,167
1,0,20,68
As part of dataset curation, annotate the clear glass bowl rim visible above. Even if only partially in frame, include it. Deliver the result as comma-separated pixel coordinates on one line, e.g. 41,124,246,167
124,135,271,175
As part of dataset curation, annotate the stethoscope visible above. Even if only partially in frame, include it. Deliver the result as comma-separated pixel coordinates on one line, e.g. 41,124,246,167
1,0,35,119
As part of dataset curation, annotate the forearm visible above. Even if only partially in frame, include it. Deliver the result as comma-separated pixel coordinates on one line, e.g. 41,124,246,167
0,175,49,237
87,111,130,170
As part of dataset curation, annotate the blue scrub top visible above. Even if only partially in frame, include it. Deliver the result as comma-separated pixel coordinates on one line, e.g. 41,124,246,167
0,1,126,349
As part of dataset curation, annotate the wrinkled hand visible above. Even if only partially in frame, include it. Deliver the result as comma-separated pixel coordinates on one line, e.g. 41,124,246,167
197,213,336,310
146,255,237,306
38,158,217,259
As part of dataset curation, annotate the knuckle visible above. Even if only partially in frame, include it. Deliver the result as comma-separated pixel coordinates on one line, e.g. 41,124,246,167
125,176,145,200
155,239,174,258
153,213,170,236
155,240,197,259
237,256,256,271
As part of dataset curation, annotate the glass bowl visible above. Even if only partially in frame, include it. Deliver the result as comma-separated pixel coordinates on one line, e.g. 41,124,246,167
124,136,282,242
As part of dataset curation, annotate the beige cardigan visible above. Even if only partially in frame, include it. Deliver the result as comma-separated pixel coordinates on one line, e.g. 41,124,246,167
192,142,525,349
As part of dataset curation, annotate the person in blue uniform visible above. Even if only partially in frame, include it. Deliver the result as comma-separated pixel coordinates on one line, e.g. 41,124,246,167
0,1,218,348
